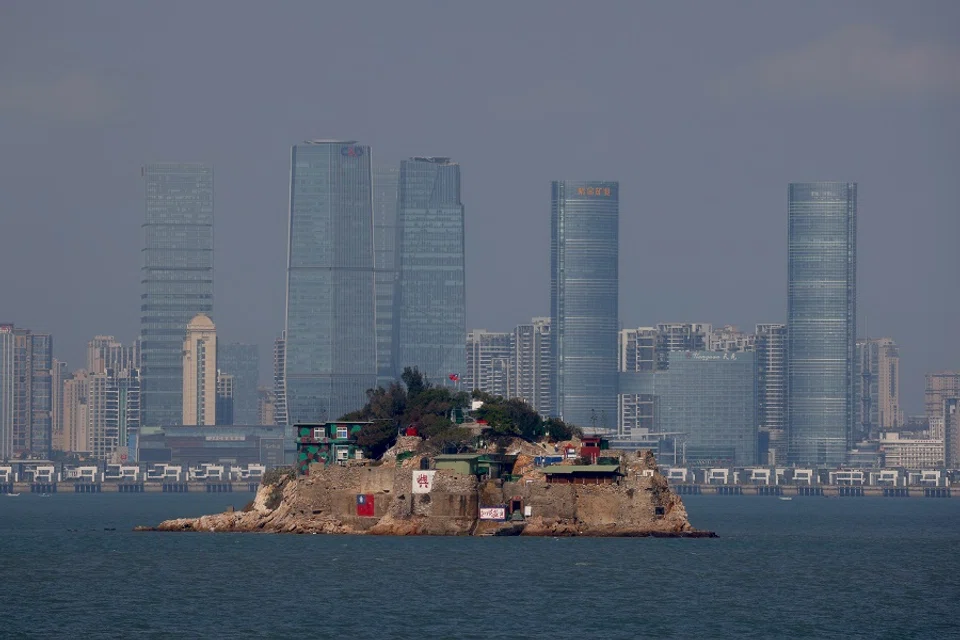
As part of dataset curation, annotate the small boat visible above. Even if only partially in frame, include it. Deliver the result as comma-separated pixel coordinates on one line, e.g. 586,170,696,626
5,492,20,497
778,496,793,501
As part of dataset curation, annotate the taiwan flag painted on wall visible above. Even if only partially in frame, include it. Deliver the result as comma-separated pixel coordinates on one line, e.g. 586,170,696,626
356,494,375,517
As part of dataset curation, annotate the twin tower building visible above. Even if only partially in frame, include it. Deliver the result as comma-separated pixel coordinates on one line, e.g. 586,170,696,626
140,144,858,467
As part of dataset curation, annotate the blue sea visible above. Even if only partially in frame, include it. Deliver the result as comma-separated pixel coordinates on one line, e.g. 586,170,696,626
1,493,958,639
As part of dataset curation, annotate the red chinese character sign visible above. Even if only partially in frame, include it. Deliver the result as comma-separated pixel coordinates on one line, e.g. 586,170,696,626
412,470,436,494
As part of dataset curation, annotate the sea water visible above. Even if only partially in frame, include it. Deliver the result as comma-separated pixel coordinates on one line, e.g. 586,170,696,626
1,493,958,639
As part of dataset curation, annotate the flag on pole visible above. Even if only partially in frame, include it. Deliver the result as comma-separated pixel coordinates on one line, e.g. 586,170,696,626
449,373,459,382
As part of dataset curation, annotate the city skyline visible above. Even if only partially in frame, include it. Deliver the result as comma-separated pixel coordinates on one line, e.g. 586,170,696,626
1,3,957,414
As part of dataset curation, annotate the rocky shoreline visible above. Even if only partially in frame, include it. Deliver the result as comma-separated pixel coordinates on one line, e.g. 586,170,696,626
138,444,716,538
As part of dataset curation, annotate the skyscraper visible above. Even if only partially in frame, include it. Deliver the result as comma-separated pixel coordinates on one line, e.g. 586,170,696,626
786,182,857,466
140,163,214,428
550,181,619,431
217,343,260,424
182,313,217,426
284,141,377,423
0,325,54,457
395,157,466,385
373,167,400,388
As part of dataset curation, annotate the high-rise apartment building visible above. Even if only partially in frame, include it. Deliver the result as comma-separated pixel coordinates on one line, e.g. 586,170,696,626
755,323,787,464
258,386,276,426
551,181,619,431
944,398,960,468
395,157,466,386
0,326,13,459
655,323,712,370
513,317,552,416
925,372,960,425
711,325,756,353
0,326,54,457
182,314,217,426
618,327,656,437
88,336,140,375
464,330,513,398
786,182,857,466
273,332,288,426
857,338,902,439
51,360,67,452
373,166,400,388
284,141,377,423
217,343,259,424
140,163,214,428
62,371,89,454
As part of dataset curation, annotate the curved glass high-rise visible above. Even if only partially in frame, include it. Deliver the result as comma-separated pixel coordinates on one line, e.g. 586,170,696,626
395,157,465,384
140,163,214,428
284,141,377,423
786,182,857,466
550,181,619,431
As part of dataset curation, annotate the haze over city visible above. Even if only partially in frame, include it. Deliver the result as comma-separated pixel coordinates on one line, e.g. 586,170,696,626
1,1,958,413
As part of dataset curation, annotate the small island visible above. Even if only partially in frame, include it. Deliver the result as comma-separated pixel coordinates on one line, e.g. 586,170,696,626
142,369,715,538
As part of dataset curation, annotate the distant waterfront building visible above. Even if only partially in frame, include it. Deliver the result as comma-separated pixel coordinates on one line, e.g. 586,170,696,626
655,350,758,466
257,386,276,426
272,332,288,426
0,325,54,457
857,338,902,439
85,366,140,460
51,359,68,452
140,163,214,428
284,141,377,423
373,166,400,388
945,398,960,468
0,326,13,459
395,157,466,386
618,327,656,437
217,343,260,425
879,432,944,469
786,182,857,467
216,373,235,426
62,371,89,454
464,330,513,398
182,314,217,426
551,181,619,431
755,323,787,464
925,372,960,425
513,317,553,416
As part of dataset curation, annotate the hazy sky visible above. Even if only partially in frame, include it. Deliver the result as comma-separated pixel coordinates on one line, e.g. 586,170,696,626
1,1,957,413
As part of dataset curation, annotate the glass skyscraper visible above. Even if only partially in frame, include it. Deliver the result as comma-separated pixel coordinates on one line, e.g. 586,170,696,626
655,350,758,466
285,141,377,423
373,167,400,388
395,157,466,385
786,182,857,466
550,181,619,431
140,163,214,428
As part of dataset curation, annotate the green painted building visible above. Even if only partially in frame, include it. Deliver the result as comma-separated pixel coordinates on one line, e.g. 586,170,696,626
295,422,368,475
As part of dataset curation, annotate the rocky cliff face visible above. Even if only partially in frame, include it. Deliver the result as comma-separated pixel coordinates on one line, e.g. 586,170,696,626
145,449,715,537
